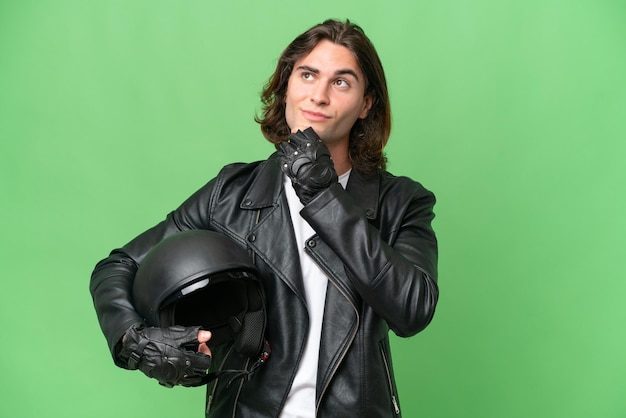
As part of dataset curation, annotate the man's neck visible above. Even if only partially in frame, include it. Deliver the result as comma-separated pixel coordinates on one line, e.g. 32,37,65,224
326,141,352,175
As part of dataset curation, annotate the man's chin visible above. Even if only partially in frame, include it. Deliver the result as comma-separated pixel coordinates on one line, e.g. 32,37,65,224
287,124,342,145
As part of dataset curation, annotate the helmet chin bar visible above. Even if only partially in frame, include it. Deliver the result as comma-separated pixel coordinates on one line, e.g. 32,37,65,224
133,229,270,382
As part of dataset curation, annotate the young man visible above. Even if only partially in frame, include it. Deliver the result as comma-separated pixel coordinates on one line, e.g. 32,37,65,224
90,19,438,417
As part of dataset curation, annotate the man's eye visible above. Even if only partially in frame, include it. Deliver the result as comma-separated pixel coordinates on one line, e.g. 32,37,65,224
302,72,313,80
335,79,350,88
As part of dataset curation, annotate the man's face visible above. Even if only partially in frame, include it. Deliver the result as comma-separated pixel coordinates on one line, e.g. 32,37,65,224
284,40,372,147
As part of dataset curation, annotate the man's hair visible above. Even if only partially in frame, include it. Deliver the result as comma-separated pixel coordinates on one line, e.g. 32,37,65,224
255,19,391,174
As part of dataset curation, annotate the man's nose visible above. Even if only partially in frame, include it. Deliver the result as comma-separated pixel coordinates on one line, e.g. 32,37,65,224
310,82,330,105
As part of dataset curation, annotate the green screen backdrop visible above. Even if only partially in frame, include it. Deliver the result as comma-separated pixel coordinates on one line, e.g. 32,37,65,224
1,1,625,417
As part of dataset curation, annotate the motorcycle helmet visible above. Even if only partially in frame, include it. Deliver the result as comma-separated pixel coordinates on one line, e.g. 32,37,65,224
132,229,267,358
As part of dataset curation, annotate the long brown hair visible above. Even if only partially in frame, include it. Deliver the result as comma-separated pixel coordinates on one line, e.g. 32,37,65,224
255,19,391,174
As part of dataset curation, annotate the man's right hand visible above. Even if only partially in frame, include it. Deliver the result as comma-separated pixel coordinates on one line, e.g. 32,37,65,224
278,127,338,205
120,325,213,388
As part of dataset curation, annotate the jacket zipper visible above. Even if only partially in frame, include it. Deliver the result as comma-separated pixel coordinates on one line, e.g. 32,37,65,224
379,342,400,415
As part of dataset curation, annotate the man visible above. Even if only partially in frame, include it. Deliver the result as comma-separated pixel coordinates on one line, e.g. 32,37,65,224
90,19,438,417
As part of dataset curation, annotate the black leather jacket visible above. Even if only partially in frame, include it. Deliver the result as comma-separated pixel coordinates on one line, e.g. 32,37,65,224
90,153,439,417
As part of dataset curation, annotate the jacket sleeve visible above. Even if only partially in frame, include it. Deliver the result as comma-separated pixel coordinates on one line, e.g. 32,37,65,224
89,179,216,367
300,178,439,337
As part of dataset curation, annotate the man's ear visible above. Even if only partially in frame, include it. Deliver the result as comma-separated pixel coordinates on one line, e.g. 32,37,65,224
359,95,374,119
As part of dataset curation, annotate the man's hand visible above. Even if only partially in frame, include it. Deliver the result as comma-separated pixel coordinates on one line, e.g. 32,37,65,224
198,329,212,356
278,127,338,205
120,325,213,388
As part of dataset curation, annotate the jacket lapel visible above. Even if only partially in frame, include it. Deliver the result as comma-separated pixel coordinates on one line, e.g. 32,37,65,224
310,241,360,402
314,169,382,402
239,154,306,302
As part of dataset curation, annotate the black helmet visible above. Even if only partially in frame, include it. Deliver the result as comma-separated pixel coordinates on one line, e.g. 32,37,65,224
133,229,267,358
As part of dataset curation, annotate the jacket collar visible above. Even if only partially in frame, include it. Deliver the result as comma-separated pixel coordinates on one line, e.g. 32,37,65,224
345,167,379,220
240,152,380,219
240,153,283,210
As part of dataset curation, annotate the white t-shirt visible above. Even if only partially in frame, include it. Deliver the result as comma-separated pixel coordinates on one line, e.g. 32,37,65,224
279,171,351,418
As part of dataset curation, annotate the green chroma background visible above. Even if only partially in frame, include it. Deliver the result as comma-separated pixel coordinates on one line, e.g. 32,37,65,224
1,1,624,417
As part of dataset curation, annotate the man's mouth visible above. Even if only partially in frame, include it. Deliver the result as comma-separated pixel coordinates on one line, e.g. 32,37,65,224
301,110,331,122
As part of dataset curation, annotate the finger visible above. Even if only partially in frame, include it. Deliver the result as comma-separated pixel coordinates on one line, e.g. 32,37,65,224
291,126,310,134
300,127,321,141
198,342,212,357
198,330,212,343
278,140,295,153
289,128,321,148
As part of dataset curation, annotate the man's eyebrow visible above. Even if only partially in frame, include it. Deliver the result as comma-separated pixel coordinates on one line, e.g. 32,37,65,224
335,69,360,81
296,65,320,74
295,65,360,81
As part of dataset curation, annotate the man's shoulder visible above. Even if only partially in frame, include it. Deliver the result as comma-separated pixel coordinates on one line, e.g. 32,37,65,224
217,154,275,181
209,153,281,202
219,159,265,175
217,153,279,180
379,169,434,199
